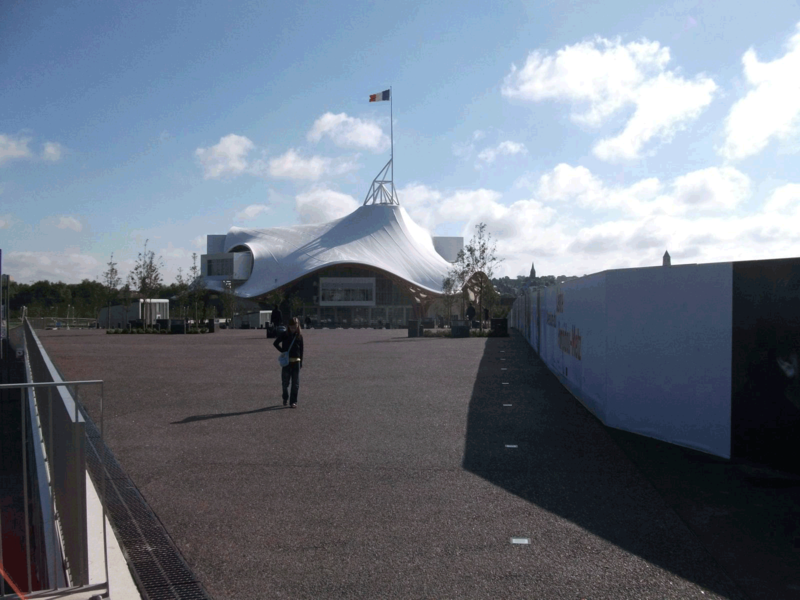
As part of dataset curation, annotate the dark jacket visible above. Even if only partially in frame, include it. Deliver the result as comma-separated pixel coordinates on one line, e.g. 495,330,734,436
466,306,476,320
273,330,303,362
270,309,283,326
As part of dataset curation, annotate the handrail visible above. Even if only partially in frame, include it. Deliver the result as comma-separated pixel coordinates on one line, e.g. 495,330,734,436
0,379,108,599
0,319,108,599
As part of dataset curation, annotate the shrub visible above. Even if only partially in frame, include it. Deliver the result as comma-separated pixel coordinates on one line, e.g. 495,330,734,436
136,328,145,334
469,329,490,337
200,328,208,334
422,329,452,338
121,329,129,334
160,329,167,334
106,329,113,334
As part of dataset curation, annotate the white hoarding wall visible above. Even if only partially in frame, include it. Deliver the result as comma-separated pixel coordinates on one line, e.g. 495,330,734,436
540,274,609,422
604,264,732,458
512,264,733,458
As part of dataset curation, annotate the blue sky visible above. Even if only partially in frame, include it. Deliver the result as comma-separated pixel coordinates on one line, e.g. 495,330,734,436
2,0,800,284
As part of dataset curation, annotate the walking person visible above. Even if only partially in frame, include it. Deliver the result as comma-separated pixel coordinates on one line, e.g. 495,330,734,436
271,304,283,328
274,317,304,408
466,304,476,328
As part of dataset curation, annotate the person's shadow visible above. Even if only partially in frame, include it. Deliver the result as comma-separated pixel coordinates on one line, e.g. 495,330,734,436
171,405,287,425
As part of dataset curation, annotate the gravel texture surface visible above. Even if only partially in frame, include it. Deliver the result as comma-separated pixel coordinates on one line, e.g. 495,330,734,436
35,327,793,599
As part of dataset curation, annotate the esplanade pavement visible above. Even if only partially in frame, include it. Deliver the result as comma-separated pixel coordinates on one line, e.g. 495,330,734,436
38,328,798,600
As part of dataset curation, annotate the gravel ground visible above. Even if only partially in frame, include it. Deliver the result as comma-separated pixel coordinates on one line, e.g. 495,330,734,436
35,327,794,599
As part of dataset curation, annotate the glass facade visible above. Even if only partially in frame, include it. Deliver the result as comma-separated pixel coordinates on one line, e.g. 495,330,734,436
319,278,375,305
207,258,233,277
274,265,417,328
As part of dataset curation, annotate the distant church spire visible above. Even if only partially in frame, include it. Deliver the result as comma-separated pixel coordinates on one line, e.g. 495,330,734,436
529,261,536,279
663,250,671,267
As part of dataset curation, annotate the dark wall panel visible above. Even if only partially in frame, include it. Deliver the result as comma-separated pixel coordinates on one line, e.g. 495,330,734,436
731,258,800,473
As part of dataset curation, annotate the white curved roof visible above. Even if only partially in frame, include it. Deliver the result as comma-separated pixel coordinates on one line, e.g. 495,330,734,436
212,204,453,298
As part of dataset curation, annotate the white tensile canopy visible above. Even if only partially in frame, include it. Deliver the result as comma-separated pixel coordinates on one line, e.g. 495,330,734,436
211,204,454,299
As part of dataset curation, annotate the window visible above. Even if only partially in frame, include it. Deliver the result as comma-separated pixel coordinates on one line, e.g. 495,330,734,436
207,258,233,277
319,277,375,306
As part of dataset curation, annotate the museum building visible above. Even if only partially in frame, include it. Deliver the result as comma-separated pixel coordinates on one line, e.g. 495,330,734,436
200,177,463,327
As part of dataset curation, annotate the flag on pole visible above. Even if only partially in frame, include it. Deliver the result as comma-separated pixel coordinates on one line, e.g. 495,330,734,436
369,89,391,102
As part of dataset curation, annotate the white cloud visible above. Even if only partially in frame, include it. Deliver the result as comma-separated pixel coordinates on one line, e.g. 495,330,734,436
477,141,528,164
763,183,800,214
268,149,357,180
192,235,207,248
502,36,716,161
158,242,192,261
401,182,567,278
0,134,33,165
235,204,271,220
593,72,717,161
452,131,488,159
42,142,63,161
721,23,800,160
269,150,330,180
0,214,11,229
295,188,359,224
452,141,474,159
534,163,749,216
537,164,605,205
5,251,100,284
56,216,82,232
398,182,561,267
398,170,800,280
562,204,800,271
196,134,357,182
307,113,389,152
524,174,798,277
195,134,255,179
671,167,751,211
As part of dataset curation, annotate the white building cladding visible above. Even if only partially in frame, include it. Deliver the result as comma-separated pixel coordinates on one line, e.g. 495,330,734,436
202,204,457,299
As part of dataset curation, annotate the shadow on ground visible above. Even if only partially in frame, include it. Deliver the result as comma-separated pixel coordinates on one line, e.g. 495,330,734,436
171,404,288,424
461,331,799,600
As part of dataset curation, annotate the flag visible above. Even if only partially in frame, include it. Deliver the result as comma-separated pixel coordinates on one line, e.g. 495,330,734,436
369,89,391,102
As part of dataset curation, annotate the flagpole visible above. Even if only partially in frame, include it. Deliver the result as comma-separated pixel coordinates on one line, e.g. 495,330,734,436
390,86,393,183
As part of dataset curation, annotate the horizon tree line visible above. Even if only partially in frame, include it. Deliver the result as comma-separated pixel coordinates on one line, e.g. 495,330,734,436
7,235,579,324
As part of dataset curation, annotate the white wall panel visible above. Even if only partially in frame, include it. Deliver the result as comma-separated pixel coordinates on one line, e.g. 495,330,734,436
548,274,608,421
510,264,733,459
604,264,732,458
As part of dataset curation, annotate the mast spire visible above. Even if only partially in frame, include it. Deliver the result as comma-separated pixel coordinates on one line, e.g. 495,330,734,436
390,85,393,184
363,87,399,205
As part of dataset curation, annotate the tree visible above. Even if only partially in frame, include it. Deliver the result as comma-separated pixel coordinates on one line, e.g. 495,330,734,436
265,288,285,311
221,280,238,324
72,279,105,318
187,253,204,325
119,283,133,328
448,223,503,330
482,281,501,319
288,293,304,322
440,275,458,324
101,253,122,328
174,267,189,332
128,239,164,327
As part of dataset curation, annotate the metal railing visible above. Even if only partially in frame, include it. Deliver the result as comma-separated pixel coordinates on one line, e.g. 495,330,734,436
24,319,98,331
1,319,109,599
0,381,109,600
